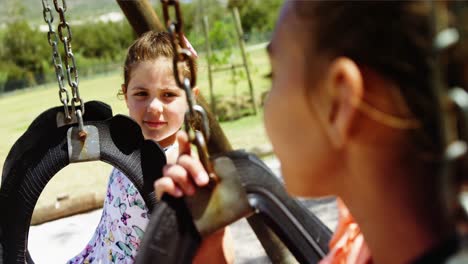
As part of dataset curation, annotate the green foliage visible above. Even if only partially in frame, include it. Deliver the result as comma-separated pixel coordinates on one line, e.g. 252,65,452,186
157,0,231,53
0,61,36,92
208,18,237,51
0,0,282,94
0,19,133,92
0,0,129,25
72,21,133,61
170,0,280,51
1,0,27,24
230,0,282,38
215,93,255,122
2,20,49,72
0,20,50,91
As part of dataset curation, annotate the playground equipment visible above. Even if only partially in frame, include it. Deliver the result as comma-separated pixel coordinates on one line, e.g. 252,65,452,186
1,0,467,263
0,1,332,263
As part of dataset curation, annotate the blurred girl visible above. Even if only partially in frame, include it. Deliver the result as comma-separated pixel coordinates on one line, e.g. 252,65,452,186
157,1,465,263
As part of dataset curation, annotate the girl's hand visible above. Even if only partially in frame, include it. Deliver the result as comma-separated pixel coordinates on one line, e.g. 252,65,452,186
153,130,235,264
155,131,210,198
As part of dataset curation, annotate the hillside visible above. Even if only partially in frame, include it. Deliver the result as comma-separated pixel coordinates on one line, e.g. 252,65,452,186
0,0,159,25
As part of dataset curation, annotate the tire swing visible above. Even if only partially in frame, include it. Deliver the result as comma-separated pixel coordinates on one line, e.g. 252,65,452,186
0,1,166,263
135,1,332,264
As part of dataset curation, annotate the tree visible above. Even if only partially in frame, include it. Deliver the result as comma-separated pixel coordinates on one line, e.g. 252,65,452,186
234,0,282,34
1,20,50,90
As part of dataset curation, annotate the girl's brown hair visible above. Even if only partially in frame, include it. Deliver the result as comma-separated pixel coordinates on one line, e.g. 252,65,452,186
121,31,197,92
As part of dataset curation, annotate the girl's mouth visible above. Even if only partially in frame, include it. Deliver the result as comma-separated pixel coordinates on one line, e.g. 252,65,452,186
143,120,167,128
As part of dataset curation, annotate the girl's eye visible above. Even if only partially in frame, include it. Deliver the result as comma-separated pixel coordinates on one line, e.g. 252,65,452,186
163,92,177,98
134,91,148,97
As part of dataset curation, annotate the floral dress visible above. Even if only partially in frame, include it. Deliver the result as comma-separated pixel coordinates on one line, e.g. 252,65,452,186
67,168,149,264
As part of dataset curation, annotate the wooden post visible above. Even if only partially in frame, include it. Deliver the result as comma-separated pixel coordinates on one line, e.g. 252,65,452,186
231,64,240,115
116,0,164,35
203,15,216,116
231,6,256,115
31,193,104,225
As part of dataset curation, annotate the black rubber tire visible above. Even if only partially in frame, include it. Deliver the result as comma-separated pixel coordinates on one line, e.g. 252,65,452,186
2,101,113,184
135,195,201,264
136,150,331,264
0,101,166,264
230,151,331,263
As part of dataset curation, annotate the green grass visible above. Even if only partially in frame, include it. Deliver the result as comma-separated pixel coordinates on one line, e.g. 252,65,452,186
221,109,270,150
0,46,272,209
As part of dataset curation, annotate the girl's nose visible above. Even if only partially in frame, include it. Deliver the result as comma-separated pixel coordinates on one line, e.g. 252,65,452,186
147,98,164,113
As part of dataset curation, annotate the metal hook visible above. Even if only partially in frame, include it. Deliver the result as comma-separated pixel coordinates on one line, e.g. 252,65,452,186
193,105,210,141
76,109,87,141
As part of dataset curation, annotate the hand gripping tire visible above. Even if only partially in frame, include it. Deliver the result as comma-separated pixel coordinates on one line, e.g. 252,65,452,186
0,101,167,264
136,151,331,264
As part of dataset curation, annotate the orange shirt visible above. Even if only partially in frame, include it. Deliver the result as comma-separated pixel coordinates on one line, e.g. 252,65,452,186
319,198,372,264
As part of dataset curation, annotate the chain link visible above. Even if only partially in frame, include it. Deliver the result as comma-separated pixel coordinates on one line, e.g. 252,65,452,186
52,0,85,117
42,0,71,120
161,0,215,179
161,0,197,88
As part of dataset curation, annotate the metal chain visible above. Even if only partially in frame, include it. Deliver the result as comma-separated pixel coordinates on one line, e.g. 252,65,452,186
161,0,216,180
52,0,85,118
161,0,197,88
41,0,71,120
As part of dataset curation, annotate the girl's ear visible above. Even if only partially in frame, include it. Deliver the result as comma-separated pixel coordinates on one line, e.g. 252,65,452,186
322,57,364,148
122,84,129,105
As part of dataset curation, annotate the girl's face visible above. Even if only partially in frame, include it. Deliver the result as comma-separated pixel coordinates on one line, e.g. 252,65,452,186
125,58,195,148
264,2,339,197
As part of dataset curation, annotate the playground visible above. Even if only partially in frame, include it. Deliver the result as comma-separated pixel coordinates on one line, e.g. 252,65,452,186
2,1,468,263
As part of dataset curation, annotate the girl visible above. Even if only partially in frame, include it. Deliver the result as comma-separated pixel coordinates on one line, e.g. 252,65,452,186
69,31,233,264
157,1,465,263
